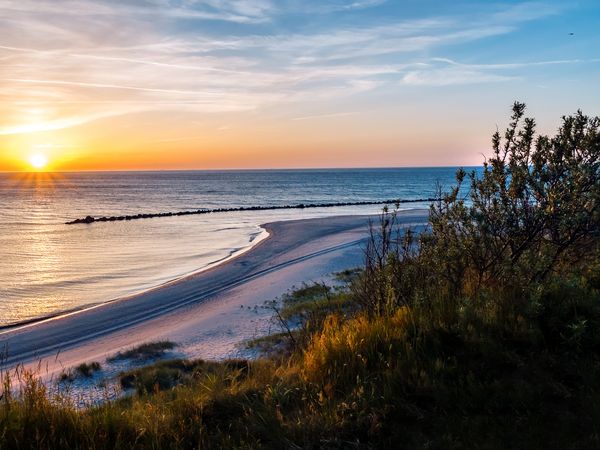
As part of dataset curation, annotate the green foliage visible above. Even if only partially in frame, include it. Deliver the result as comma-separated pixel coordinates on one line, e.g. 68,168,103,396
245,332,291,356
334,267,362,284
263,282,357,354
439,102,600,284
119,359,249,395
355,103,600,317
280,283,353,321
4,274,600,449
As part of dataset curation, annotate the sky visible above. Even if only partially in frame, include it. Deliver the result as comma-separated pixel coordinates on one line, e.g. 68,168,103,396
0,0,599,171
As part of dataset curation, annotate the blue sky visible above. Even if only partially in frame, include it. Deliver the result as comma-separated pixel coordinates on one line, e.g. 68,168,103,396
0,0,599,170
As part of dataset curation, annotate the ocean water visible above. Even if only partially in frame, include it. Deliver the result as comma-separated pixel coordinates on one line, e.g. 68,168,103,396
0,168,464,327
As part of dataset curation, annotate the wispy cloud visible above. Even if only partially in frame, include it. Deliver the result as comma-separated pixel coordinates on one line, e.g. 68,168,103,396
402,68,516,86
491,1,564,22
401,57,600,86
292,111,357,121
0,0,277,24
0,109,137,135
307,0,388,13
0,0,588,135
431,57,600,70
6,78,227,97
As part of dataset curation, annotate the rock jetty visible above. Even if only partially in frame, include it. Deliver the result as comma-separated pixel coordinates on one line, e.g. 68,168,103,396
65,198,436,225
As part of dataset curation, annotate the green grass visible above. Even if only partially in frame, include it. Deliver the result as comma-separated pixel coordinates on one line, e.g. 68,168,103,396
280,290,353,320
245,331,291,355
277,282,356,323
334,267,362,283
118,359,250,395
107,341,176,362
282,282,331,303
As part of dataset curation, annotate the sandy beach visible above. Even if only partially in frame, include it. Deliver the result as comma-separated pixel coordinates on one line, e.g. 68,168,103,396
0,210,428,382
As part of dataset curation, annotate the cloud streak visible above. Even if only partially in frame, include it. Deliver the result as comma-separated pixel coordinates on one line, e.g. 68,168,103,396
0,0,592,135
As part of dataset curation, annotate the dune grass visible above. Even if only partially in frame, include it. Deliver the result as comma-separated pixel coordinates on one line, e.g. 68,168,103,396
279,282,354,320
76,361,102,378
107,341,176,362
245,331,290,355
58,361,102,383
3,274,600,448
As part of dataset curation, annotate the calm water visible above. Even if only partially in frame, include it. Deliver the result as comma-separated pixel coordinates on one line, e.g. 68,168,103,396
0,168,464,326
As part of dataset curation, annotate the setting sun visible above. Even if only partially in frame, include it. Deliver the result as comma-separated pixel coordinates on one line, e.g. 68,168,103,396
29,153,48,170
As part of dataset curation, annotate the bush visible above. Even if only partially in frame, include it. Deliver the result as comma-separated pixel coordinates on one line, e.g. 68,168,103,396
355,103,600,319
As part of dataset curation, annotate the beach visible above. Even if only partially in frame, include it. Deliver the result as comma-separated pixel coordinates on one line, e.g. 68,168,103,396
0,169,448,328
0,210,427,383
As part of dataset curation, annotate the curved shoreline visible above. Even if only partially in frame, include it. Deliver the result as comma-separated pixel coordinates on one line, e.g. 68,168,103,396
0,227,271,334
0,210,428,372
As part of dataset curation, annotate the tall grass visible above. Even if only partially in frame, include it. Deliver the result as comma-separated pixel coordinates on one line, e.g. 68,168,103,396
2,274,600,448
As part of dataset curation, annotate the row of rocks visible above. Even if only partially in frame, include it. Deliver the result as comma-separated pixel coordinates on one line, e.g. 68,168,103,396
65,198,437,225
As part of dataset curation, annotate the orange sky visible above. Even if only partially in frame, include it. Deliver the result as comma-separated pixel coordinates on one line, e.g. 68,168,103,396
1,106,489,171
1,0,599,172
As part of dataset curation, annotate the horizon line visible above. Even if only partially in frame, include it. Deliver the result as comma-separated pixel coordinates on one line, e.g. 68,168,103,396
0,165,480,174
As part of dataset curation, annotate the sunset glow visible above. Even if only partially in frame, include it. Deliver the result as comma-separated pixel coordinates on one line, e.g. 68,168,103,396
29,153,48,170
0,1,598,171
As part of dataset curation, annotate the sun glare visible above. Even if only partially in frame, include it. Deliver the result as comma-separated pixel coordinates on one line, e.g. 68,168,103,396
29,153,48,170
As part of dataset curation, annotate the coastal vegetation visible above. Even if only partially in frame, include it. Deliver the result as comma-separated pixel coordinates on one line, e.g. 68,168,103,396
107,341,177,362
1,103,600,448
58,362,102,382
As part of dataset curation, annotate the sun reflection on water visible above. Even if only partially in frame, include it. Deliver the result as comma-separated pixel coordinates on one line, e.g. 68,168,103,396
7,171,66,191
1,171,73,324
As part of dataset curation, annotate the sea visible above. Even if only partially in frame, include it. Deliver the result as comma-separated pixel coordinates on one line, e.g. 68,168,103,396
0,168,466,327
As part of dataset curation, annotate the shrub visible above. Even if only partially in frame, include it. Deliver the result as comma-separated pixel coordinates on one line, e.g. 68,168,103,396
355,103,600,320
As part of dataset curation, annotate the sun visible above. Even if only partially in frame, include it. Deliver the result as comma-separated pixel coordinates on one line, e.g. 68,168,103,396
29,153,49,170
